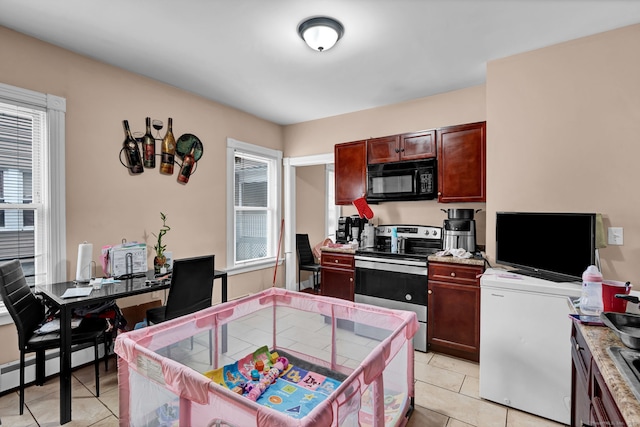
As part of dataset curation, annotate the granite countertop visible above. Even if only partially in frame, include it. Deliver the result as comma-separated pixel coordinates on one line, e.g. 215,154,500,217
320,245,357,254
578,322,640,425
427,255,485,267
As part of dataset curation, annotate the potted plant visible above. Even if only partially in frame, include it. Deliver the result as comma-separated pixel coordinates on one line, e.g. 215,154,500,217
152,212,170,274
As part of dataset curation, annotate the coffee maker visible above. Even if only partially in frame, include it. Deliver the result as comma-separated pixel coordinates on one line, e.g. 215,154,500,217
336,215,368,244
441,209,479,253
349,214,367,244
336,216,351,243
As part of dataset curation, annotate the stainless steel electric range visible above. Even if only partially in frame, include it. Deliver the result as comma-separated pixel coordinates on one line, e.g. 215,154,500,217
354,224,442,352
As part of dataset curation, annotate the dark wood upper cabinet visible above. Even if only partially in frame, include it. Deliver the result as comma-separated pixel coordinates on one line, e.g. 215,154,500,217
400,130,436,161
367,135,401,164
437,121,486,203
334,140,367,205
367,131,436,164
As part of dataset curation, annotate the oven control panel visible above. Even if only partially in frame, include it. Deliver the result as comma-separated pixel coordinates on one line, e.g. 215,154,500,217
376,225,442,240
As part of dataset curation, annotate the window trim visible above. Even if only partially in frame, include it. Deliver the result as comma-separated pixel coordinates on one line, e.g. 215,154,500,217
0,82,66,322
226,138,282,275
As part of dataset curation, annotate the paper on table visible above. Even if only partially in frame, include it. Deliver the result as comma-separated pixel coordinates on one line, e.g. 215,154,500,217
61,287,93,298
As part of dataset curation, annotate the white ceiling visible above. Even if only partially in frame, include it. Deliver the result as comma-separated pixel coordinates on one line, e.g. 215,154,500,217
1,1,640,125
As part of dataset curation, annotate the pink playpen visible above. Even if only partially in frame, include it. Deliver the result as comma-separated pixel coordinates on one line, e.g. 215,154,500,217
115,288,418,426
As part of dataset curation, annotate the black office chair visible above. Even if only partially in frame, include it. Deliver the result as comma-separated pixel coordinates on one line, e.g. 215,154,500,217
296,234,321,292
146,255,215,362
0,259,108,415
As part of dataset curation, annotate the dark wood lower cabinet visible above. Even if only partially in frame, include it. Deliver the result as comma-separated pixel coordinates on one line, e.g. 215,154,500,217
571,322,627,427
427,262,482,362
320,252,354,301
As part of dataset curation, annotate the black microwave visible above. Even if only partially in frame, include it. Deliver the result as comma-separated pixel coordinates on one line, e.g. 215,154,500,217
366,159,437,202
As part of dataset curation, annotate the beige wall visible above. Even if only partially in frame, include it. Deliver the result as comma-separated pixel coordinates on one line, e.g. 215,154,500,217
284,86,487,237
296,165,326,247
0,26,284,363
2,21,639,364
486,23,640,282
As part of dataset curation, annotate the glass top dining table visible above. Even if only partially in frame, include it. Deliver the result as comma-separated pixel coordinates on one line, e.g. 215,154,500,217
35,272,170,425
35,268,228,424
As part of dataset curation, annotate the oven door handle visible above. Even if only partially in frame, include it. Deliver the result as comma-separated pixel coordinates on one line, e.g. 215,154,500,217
355,259,428,276
354,255,426,267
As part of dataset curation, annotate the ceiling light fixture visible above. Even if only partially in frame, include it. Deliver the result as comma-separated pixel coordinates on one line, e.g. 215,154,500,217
298,17,344,52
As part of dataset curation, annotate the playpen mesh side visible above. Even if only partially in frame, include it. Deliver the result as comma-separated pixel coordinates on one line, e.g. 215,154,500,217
116,288,418,427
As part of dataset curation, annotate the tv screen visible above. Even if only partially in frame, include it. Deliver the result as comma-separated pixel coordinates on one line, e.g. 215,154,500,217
495,212,596,282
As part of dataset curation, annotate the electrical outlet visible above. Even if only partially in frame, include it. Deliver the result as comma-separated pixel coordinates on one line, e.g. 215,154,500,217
608,227,624,245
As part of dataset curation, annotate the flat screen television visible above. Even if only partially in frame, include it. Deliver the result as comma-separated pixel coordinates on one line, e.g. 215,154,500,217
495,212,596,282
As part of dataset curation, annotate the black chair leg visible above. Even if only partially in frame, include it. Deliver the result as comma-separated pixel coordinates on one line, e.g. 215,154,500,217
94,337,100,397
35,349,45,386
19,351,25,415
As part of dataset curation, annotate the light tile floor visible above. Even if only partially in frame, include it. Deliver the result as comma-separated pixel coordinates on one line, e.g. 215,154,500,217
0,306,569,426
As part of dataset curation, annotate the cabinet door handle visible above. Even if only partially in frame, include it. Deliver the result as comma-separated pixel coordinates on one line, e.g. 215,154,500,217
335,260,339,263
394,148,400,153
350,277,353,282
428,289,432,295
450,272,456,277
400,148,405,152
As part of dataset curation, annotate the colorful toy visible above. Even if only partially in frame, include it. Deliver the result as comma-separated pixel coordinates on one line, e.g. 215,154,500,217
251,369,260,381
245,360,286,402
255,360,264,371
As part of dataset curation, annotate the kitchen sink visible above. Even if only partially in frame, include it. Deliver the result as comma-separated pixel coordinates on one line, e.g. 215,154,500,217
608,346,640,401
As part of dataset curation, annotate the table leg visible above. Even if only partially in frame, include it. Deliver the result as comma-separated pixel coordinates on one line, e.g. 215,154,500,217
59,305,73,424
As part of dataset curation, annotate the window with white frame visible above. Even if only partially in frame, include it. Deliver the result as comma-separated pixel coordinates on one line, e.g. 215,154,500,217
226,138,281,272
0,83,66,321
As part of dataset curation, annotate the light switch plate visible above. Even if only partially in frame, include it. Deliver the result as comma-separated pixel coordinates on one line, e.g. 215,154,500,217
608,227,624,245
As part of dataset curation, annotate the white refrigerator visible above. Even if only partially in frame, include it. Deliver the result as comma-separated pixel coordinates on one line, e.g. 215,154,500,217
479,268,581,424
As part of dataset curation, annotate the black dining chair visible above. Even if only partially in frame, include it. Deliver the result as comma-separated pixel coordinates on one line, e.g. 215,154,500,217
296,234,321,292
0,259,108,415
146,255,215,362
146,254,215,323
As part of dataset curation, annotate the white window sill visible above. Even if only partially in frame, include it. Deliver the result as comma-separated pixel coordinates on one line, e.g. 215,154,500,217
225,257,284,276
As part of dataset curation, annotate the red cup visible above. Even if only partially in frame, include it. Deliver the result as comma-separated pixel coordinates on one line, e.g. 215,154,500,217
602,280,631,313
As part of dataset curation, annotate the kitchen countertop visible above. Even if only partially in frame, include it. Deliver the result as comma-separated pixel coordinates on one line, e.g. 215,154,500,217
427,255,486,267
578,321,640,425
320,245,357,254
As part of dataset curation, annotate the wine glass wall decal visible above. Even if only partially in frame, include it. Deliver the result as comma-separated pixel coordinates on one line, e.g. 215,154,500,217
152,119,163,140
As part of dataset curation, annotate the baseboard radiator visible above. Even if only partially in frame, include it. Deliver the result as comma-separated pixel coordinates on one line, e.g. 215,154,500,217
0,343,107,394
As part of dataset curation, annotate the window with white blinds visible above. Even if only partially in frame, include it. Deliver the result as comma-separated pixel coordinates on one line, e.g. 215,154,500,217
0,83,66,321
0,103,43,286
226,138,281,271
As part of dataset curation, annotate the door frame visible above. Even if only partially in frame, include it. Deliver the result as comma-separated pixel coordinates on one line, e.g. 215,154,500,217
283,153,334,291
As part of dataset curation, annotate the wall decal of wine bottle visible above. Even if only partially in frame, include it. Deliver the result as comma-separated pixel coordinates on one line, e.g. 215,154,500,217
119,117,203,184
